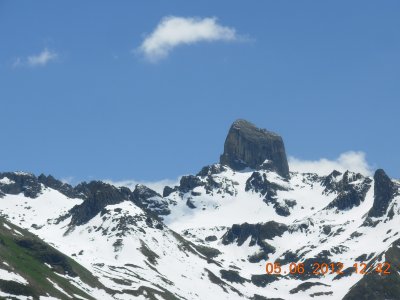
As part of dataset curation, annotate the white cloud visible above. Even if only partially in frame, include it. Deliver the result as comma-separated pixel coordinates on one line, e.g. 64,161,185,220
289,151,373,176
138,16,239,62
27,48,58,66
13,48,58,68
105,178,180,195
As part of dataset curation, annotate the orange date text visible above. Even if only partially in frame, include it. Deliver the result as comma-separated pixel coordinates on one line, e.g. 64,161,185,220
265,262,392,276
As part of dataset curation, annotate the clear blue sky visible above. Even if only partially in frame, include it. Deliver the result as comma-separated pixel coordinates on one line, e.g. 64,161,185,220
1,0,399,182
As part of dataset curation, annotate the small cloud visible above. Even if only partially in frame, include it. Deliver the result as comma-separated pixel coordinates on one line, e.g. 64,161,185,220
289,151,373,176
105,178,180,195
13,48,58,68
138,16,240,62
27,48,58,66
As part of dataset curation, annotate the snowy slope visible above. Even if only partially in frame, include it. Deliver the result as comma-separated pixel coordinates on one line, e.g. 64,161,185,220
0,166,399,300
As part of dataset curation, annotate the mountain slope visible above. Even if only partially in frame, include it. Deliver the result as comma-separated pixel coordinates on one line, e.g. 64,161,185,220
0,217,110,299
0,119,399,300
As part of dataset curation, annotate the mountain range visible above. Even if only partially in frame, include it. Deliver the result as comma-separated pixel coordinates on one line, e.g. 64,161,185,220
0,119,399,300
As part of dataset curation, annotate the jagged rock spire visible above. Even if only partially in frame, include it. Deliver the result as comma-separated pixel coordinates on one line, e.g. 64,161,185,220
368,169,396,218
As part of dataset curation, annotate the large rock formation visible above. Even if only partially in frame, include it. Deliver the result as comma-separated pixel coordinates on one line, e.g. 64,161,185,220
220,119,290,178
368,169,397,218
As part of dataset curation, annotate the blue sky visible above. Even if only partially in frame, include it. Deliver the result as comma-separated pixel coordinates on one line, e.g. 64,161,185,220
1,0,399,183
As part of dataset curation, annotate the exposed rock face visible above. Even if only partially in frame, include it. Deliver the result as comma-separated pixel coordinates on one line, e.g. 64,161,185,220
325,171,372,211
220,270,247,284
222,221,288,263
343,238,400,300
321,170,344,192
67,181,170,226
222,221,288,246
245,172,291,216
250,274,281,287
0,172,42,198
162,186,175,197
196,164,226,177
290,282,330,295
186,198,196,209
132,184,170,216
69,181,132,226
220,120,289,178
38,174,79,198
178,175,204,193
368,169,397,218
0,172,87,200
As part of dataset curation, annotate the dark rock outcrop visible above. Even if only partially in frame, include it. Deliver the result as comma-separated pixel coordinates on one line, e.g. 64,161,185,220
220,120,289,178
68,181,170,226
205,235,218,242
69,181,132,226
196,164,226,177
38,174,79,198
252,295,284,300
167,171,237,198
368,169,397,218
289,282,330,294
245,172,291,216
222,222,287,262
0,172,86,200
0,172,42,198
162,175,204,197
294,250,333,280
250,274,280,287
342,238,400,300
220,270,247,284
186,198,196,209
131,184,159,200
321,170,343,192
325,171,372,211
162,186,175,197
245,172,288,197
132,184,170,216
248,244,276,263
178,175,204,193
327,189,366,211
222,221,288,246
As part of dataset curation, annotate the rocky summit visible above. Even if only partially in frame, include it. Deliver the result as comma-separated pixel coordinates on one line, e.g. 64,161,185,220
220,119,290,178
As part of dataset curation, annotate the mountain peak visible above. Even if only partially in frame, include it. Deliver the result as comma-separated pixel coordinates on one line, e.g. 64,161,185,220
368,168,396,218
219,119,289,177
231,119,279,136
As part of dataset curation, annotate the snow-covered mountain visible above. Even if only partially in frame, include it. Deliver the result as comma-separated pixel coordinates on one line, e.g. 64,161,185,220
0,119,399,300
